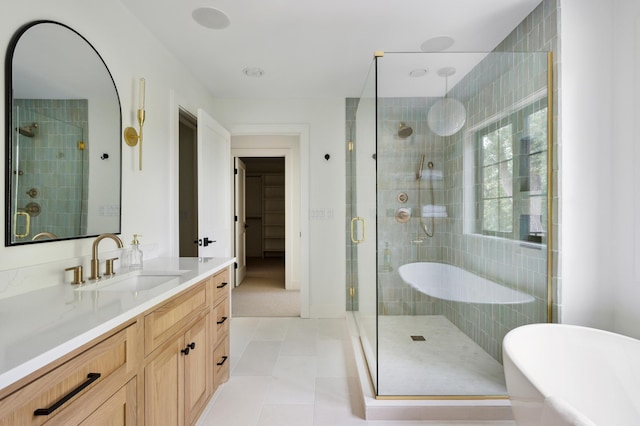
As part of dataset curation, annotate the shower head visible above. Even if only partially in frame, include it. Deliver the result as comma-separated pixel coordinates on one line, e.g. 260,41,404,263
397,122,413,139
16,123,38,138
18,127,34,138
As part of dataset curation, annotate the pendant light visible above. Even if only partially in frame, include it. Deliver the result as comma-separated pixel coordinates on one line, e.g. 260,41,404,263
427,67,466,137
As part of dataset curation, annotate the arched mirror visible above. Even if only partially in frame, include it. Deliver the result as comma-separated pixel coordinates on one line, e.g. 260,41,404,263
5,21,121,246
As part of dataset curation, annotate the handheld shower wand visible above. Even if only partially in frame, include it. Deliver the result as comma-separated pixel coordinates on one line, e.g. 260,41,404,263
416,157,435,238
416,155,425,180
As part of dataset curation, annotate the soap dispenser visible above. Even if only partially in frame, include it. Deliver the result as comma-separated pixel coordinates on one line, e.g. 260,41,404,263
128,234,143,269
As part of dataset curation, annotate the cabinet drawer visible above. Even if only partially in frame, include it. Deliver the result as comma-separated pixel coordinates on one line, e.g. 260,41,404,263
48,377,137,426
144,282,207,356
212,337,230,392
0,324,136,426
212,297,229,348
211,269,230,303
77,378,137,426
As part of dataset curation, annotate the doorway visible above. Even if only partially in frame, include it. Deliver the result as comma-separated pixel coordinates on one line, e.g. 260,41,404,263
178,109,198,257
242,157,285,260
229,126,309,317
232,157,299,316
177,107,231,259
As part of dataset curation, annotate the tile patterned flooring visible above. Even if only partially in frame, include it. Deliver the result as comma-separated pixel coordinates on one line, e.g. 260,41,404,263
196,317,515,426
363,315,507,395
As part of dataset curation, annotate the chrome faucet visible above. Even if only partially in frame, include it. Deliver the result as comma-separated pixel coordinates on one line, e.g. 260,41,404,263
89,233,124,280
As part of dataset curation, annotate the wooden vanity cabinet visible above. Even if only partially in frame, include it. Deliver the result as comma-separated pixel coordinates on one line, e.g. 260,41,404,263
144,267,230,426
144,314,208,426
0,321,141,426
210,270,230,392
0,265,232,426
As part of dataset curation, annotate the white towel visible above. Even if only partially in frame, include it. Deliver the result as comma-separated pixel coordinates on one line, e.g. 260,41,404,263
420,169,443,180
422,205,447,215
422,212,448,218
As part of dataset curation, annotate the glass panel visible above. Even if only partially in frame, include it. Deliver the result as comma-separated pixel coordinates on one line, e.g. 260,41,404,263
483,164,499,198
498,160,513,198
528,107,548,153
499,197,513,233
363,50,550,398
482,134,498,166
348,59,378,393
6,21,121,245
484,199,500,231
10,106,87,242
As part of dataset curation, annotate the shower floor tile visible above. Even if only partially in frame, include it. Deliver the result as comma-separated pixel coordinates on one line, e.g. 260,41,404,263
362,315,507,396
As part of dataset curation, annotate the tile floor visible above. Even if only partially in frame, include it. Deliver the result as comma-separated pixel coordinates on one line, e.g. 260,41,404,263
361,315,506,395
196,317,515,426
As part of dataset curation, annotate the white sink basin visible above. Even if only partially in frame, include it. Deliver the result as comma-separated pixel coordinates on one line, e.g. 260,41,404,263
77,270,189,292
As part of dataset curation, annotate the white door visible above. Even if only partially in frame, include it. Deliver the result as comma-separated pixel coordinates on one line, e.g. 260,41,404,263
234,158,247,285
197,108,231,258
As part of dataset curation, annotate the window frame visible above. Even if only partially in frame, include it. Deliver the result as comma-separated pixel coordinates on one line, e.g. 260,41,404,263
475,99,548,243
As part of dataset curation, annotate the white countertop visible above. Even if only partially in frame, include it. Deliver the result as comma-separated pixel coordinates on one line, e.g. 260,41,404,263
0,256,234,391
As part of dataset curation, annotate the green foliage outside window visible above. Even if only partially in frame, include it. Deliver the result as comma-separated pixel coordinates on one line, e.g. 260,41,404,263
476,99,547,243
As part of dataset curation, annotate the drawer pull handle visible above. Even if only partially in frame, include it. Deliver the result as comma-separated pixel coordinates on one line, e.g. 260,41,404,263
216,316,228,325
34,372,101,416
217,355,228,366
217,282,228,289
181,342,196,355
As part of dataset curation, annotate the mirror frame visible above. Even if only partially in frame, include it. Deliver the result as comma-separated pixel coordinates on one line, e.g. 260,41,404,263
4,20,122,246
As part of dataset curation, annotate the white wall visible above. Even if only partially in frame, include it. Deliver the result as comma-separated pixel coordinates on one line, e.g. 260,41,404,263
611,0,640,338
0,1,220,270
1,2,348,318
210,99,346,317
560,0,640,338
559,0,614,328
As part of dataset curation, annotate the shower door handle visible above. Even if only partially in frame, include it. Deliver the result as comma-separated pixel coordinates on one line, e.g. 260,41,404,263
350,217,366,244
13,211,30,238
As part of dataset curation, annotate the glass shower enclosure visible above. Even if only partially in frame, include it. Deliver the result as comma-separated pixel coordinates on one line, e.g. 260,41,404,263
348,51,552,398
10,104,88,242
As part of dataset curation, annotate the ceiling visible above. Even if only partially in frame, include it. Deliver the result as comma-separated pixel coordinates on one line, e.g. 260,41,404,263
120,0,542,99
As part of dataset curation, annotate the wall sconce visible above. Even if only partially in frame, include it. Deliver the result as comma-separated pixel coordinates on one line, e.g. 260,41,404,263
123,78,145,170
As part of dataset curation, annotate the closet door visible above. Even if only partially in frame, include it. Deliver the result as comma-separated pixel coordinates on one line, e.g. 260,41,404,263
234,158,247,285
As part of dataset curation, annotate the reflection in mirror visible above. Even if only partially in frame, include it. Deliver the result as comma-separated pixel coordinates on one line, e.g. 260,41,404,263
5,21,121,246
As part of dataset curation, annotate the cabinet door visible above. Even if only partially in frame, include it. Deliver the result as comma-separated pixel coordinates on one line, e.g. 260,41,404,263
184,316,209,426
213,337,230,392
145,339,183,426
78,378,137,426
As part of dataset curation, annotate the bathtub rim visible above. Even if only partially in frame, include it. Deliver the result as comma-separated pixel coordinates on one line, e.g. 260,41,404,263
503,323,640,424
503,322,640,391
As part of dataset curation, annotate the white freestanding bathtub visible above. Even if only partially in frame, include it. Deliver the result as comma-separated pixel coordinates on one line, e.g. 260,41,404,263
503,323,640,425
398,262,533,304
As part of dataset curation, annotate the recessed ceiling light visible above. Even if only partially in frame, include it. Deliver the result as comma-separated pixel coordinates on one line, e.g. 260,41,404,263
243,67,265,78
192,7,230,30
409,68,428,78
420,36,455,52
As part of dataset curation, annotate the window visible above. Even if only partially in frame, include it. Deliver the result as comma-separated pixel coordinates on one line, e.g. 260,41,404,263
476,99,547,243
